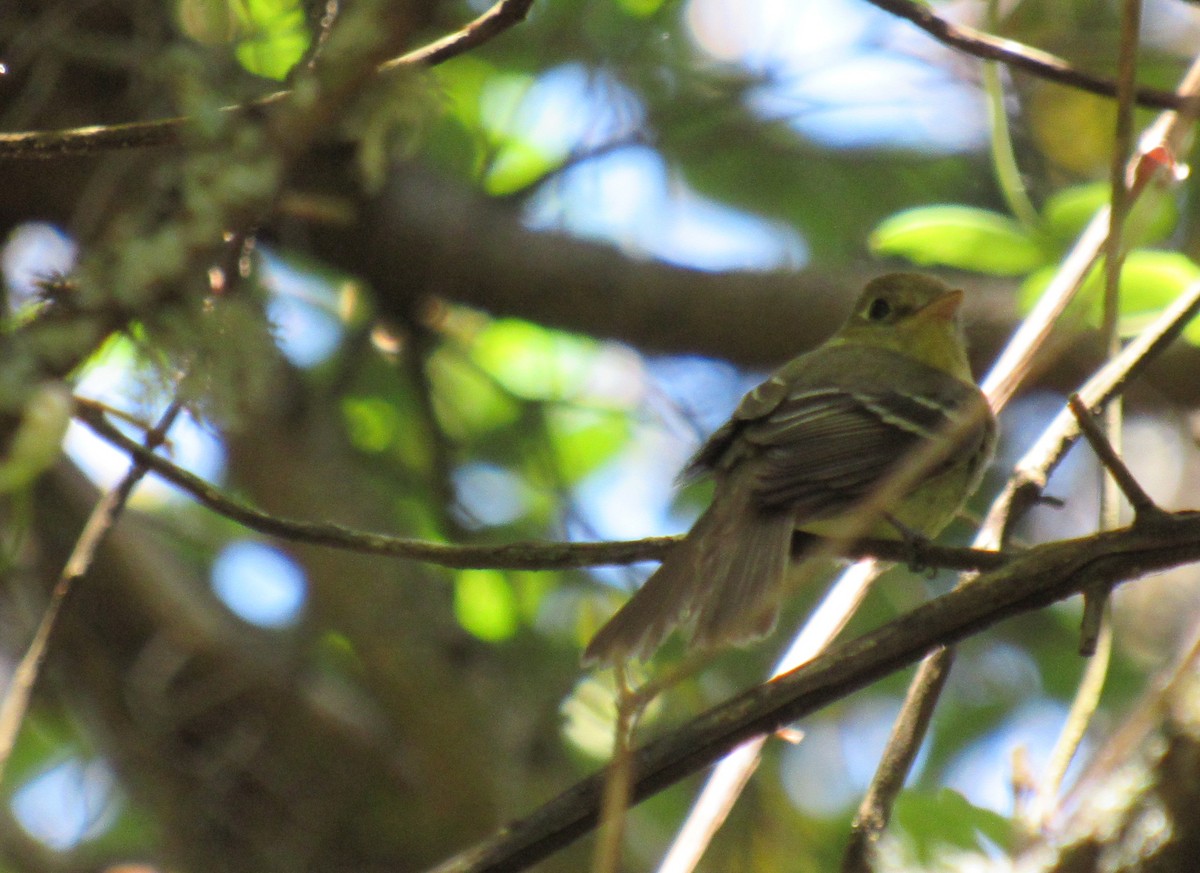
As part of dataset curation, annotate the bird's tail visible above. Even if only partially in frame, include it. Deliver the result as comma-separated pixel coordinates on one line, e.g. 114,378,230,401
582,486,795,666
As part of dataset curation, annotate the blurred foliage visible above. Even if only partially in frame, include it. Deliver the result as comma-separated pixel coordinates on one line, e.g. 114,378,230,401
2,0,1200,872
176,0,311,80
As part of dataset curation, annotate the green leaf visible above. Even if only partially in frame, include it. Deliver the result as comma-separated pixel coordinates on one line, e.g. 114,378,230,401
470,319,598,402
616,0,666,17
454,569,519,642
231,0,310,80
1042,181,1178,247
893,788,1012,861
0,382,71,494
1018,250,1200,342
483,139,562,196
548,406,629,482
427,346,521,438
341,397,401,454
870,205,1046,276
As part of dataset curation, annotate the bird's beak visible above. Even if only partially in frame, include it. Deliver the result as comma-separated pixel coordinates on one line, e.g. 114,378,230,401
919,288,964,321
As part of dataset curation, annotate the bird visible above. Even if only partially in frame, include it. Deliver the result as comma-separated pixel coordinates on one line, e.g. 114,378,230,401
582,272,996,666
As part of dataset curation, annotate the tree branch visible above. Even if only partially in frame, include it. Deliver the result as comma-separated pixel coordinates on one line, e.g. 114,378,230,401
424,512,1200,873
0,0,536,159
0,400,182,783
1068,394,1164,524
381,0,534,70
73,399,1007,574
865,0,1185,110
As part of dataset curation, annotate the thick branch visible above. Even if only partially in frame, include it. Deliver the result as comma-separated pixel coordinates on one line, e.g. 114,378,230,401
425,513,1200,873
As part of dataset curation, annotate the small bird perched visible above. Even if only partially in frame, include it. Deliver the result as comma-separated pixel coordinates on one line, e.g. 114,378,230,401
583,273,996,666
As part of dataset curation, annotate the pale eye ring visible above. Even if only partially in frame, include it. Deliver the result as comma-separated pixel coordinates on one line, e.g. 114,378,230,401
866,297,892,321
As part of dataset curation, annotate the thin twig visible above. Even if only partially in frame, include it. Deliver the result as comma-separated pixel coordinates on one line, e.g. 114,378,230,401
594,664,638,873
381,0,534,70
865,0,1183,110
1068,395,1163,522
0,0,536,159
843,647,955,873
0,401,182,785
1027,600,1113,830
1,0,1190,160
1077,0,1143,658
999,275,1200,535
74,398,1008,574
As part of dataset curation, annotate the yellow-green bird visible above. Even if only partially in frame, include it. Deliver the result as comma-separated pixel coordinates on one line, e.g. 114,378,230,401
583,273,996,666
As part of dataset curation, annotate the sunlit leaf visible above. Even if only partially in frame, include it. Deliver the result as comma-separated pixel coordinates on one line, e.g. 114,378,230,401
484,139,562,196
454,569,519,642
1043,181,1178,247
477,70,538,135
561,667,659,760
547,406,629,482
434,56,498,129
870,205,1045,275
235,27,308,81
175,0,308,80
894,788,1012,861
1018,250,1200,342
1028,85,1115,175
470,319,598,402
427,346,522,437
560,674,618,760
617,0,666,17
342,397,401,454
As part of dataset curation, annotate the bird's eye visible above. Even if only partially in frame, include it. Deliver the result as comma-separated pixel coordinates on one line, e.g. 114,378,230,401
866,297,892,321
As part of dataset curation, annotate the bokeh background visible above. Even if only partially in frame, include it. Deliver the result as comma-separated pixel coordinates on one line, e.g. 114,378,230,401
3,0,1200,870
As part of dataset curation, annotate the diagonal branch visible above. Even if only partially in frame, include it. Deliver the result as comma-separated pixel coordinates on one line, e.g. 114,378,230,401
422,512,1200,873
381,0,534,70
1068,394,1164,523
0,401,182,784
865,0,1184,110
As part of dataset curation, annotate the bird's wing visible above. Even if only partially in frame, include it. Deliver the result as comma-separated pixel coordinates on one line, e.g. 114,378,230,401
679,366,794,482
740,383,970,516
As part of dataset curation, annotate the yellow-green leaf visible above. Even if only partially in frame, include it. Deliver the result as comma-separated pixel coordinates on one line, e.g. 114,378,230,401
454,569,519,642
471,319,597,402
870,205,1045,276
427,346,521,437
1018,250,1200,342
548,406,629,482
1043,181,1178,247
